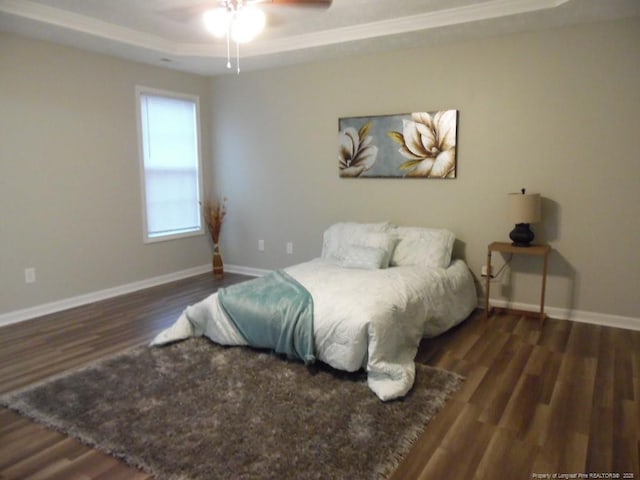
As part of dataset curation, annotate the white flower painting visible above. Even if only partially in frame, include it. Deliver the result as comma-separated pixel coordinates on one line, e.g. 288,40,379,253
338,110,458,178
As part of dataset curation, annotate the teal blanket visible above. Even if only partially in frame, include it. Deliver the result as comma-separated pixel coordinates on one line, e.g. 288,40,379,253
218,270,315,365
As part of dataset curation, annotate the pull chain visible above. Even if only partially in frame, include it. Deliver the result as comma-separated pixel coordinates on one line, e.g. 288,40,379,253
226,29,231,69
236,39,240,74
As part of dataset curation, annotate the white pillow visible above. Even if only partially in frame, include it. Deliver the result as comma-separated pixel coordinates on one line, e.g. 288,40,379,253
351,232,397,268
339,245,387,270
321,222,391,261
389,226,455,269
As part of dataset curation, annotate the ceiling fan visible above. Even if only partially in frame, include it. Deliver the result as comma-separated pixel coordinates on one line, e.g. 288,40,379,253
202,0,332,73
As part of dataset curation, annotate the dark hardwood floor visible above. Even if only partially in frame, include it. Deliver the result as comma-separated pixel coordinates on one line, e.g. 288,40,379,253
1,272,638,479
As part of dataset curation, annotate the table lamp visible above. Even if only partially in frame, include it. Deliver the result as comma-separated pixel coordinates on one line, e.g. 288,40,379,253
508,188,541,247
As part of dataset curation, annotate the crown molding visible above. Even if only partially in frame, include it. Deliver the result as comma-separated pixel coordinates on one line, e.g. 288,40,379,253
1,0,571,59
0,0,174,50
243,0,570,56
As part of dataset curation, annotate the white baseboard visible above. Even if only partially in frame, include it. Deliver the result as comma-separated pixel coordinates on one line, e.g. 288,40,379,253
0,264,212,328
2,264,637,332
225,264,271,277
483,297,640,332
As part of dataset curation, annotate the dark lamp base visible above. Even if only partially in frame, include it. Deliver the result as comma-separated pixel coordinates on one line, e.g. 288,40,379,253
509,223,535,247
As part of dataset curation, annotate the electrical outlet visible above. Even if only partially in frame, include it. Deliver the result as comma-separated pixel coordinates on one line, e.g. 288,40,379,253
25,267,36,284
286,242,293,255
258,239,265,251
481,265,492,277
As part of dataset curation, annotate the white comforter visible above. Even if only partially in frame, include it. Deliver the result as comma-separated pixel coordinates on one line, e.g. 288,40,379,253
151,258,476,401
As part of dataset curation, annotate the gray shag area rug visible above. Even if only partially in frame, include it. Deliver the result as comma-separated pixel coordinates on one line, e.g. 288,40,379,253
1,338,463,480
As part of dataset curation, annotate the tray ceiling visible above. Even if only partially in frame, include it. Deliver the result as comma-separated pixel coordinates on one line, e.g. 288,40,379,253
1,0,638,75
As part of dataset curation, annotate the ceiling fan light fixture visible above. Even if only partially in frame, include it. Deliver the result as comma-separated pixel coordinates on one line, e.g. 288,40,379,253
231,5,266,43
203,8,231,38
203,4,265,43
203,1,267,73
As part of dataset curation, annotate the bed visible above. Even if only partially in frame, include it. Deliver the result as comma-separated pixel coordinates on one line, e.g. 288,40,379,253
151,222,477,401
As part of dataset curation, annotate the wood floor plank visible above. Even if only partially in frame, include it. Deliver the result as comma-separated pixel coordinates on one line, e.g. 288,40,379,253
389,398,468,480
474,426,539,480
1,272,639,479
587,405,614,473
3,437,85,480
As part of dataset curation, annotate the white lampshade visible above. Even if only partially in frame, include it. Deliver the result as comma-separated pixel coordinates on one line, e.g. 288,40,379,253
508,191,541,224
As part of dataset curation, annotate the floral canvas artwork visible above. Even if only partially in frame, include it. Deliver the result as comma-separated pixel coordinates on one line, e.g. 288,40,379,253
338,110,458,178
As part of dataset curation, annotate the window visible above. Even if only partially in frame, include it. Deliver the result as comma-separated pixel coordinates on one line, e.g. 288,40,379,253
136,87,203,242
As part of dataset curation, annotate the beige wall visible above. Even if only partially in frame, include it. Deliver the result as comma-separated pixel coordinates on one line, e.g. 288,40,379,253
211,18,640,320
1,18,638,322
0,33,212,314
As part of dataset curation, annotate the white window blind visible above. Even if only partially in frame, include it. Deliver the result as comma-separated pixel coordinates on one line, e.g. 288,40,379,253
137,88,203,241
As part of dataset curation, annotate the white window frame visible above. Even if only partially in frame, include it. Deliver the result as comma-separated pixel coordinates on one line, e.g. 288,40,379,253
135,86,204,243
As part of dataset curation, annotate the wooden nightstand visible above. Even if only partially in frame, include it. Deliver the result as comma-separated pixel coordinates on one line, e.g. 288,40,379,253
484,241,551,324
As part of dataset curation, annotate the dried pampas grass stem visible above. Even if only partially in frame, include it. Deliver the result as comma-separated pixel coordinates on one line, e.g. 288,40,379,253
202,198,227,244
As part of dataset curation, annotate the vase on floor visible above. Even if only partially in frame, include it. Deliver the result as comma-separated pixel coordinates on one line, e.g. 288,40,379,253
213,243,224,279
